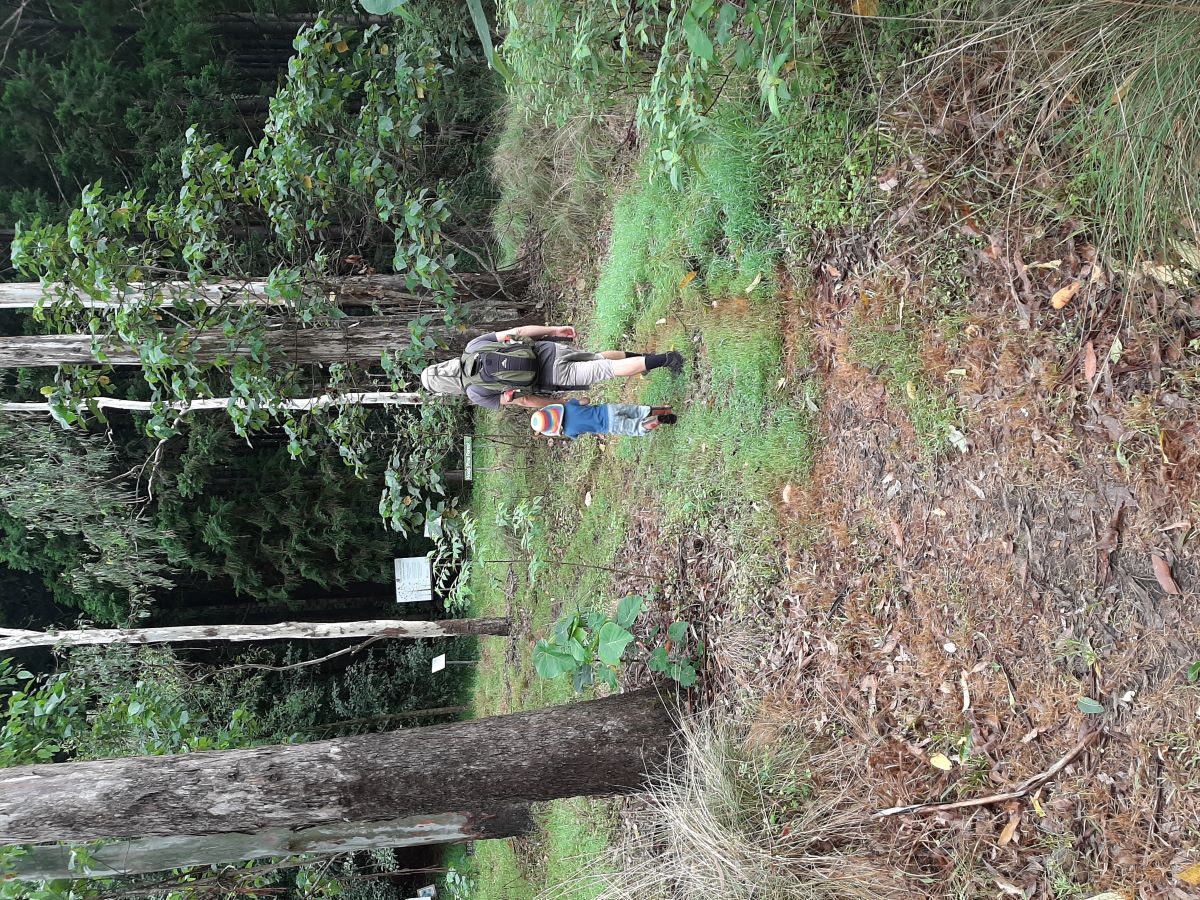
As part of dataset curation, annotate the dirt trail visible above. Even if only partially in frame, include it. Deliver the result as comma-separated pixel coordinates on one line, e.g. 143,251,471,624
765,233,1200,895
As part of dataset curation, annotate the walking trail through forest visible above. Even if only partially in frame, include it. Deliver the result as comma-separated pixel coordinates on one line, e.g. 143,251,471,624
469,36,1200,896
607,217,1200,891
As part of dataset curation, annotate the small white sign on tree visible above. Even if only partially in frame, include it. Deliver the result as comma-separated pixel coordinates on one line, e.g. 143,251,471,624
431,654,447,673
394,557,432,604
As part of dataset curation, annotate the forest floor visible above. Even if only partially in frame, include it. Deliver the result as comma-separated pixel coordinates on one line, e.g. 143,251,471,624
457,26,1200,900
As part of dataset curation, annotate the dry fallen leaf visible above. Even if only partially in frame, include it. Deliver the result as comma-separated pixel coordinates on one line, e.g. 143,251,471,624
678,271,697,291
745,273,764,294
1084,341,1097,382
1085,893,1130,900
583,491,593,508
998,811,1021,847
1050,280,1082,310
929,752,953,771
1152,553,1182,595
905,380,918,400
850,0,879,15
1178,863,1200,886
1026,259,1063,270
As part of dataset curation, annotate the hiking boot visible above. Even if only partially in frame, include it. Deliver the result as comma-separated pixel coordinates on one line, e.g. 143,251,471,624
656,413,678,425
665,351,684,376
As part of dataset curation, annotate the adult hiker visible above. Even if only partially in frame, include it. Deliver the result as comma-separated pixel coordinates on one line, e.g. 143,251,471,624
419,324,683,410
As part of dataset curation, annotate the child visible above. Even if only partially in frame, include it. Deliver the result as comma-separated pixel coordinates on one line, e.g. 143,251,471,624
530,398,676,439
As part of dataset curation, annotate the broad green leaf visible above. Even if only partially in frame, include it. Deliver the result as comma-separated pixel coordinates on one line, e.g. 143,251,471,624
572,666,595,693
716,2,738,43
616,595,643,629
1188,660,1200,683
1077,697,1105,715
552,613,576,647
567,637,590,664
359,0,406,13
675,664,698,687
533,642,577,679
682,13,715,62
648,646,670,673
667,621,689,643
597,623,634,666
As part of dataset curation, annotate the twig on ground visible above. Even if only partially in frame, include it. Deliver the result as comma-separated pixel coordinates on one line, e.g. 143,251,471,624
872,728,1100,818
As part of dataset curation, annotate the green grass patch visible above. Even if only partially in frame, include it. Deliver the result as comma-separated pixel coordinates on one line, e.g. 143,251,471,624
849,312,962,456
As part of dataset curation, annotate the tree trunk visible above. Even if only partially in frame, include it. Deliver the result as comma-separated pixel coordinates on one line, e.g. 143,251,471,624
0,617,511,652
0,270,532,310
0,315,480,368
0,689,675,843
305,707,469,732
0,273,539,369
0,280,271,310
0,390,420,417
8,807,532,881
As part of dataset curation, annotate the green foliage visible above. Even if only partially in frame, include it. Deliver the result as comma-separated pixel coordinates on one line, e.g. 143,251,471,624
379,402,469,537
0,647,256,768
0,0,320,228
153,418,398,601
251,639,474,739
9,2,495,462
497,0,652,126
493,495,546,584
361,0,408,12
534,597,701,691
497,0,843,184
0,418,172,622
431,511,477,615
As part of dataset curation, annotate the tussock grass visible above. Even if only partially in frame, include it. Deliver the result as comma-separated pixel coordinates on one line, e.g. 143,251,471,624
546,715,915,900
917,1,1200,264
491,106,618,267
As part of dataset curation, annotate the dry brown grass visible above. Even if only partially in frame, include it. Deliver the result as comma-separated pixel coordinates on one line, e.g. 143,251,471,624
490,104,630,271
889,1,1200,268
546,712,921,900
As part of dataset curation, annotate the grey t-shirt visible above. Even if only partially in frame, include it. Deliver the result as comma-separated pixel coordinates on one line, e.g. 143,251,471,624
463,333,559,409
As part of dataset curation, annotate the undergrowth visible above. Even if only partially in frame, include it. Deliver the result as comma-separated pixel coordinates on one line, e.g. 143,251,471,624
560,715,914,900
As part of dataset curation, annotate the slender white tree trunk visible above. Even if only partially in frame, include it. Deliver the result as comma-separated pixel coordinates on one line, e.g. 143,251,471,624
0,391,421,416
0,280,271,309
0,617,510,652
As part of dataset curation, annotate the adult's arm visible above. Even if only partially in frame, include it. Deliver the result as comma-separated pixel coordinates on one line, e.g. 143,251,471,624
497,325,576,341
500,392,561,410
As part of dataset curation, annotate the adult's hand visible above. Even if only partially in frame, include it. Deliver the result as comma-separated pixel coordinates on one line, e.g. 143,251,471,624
555,325,576,340
499,390,517,405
